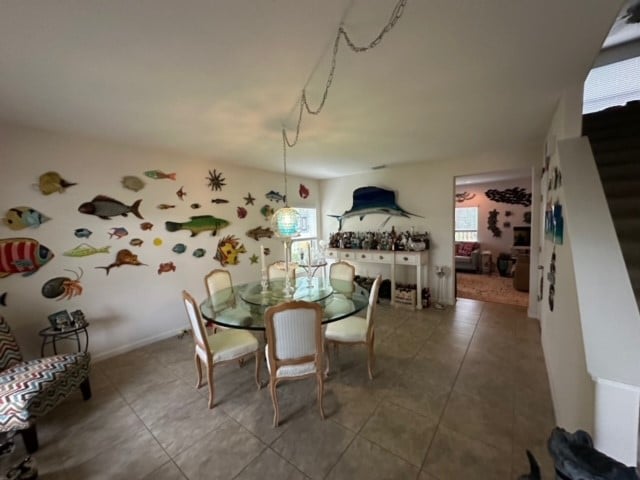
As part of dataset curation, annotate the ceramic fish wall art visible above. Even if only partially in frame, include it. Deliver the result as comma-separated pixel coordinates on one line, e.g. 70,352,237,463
96,249,146,275
265,190,286,203
172,243,186,254
190,203,201,209
206,169,226,191
192,248,206,258
121,176,146,192
74,228,92,238
211,199,228,204
3,207,50,230
165,215,230,237
328,186,423,231
129,238,144,247
79,195,143,220
41,268,83,300
140,222,153,231
176,186,186,200
157,204,175,210
157,262,176,274
38,171,77,195
63,243,111,257
237,207,247,219
108,227,128,239
144,170,176,180
0,237,54,278
299,184,310,199
214,235,246,267
246,226,274,241
0,292,6,306
260,205,274,220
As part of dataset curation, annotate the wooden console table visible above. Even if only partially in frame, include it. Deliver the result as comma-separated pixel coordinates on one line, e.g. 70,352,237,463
326,248,429,309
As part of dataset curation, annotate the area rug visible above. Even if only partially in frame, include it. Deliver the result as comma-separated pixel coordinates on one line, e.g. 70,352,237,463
456,272,529,307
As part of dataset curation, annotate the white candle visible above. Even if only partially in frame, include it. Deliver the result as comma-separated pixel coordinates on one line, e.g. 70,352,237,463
307,243,312,266
260,245,266,273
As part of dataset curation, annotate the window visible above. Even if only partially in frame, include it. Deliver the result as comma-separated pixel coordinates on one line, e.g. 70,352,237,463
455,206,478,242
583,56,640,114
291,208,318,261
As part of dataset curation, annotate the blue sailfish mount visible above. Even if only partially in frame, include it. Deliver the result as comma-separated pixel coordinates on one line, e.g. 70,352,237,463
329,186,422,231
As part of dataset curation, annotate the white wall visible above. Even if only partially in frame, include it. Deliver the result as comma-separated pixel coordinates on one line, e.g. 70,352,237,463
319,148,538,304
455,177,532,259
0,123,319,360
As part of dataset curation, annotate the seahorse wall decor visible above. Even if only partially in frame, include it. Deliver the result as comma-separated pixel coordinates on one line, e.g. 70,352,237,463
485,187,532,207
487,209,501,237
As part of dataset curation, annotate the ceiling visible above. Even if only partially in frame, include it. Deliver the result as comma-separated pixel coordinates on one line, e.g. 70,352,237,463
0,1,625,179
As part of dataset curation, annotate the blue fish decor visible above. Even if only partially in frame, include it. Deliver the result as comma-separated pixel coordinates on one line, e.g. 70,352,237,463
3,207,50,230
328,186,423,231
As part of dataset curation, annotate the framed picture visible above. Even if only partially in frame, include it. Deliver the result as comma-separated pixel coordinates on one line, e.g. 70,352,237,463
48,310,71,330
70,309,86,327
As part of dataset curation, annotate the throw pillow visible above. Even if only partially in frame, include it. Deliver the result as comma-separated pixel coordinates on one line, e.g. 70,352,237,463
457,242,477,256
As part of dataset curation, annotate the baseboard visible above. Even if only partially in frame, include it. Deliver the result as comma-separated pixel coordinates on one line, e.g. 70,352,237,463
92,328,187,362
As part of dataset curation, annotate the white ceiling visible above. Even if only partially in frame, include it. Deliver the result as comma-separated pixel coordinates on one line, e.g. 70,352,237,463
0,1,624,179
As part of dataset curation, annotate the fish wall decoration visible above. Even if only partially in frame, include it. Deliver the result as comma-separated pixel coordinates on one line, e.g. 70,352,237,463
328,186,423,231
214,235,246,267
78,195,143,220
121,176,146,192
157,262,176,274
96,249,146,275
3,207,50,230
172,243,186,254
74,228,92,238
144,170,176,180
0,237,55,277
176,186,187,200
157,204,175,210
265,190,286,203
260,205,274,220
165,215,230,237
41,268,83,300
211,199,228,204
108,227,128,239
140,222,153,231
38,171,77,195
246,226,274,241
129,238,144,247
63,243,111,257
192,248,206,258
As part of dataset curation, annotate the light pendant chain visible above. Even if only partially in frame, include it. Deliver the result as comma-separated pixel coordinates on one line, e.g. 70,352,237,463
281,0,408,152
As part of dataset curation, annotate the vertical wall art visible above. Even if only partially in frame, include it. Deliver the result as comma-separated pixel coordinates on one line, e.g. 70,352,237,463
487,209,502,237
547,247,556,311
544,201,564,245
485,187,532,206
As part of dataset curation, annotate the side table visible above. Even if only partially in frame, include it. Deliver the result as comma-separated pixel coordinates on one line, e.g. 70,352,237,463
39,323,89,356
481,251,492,274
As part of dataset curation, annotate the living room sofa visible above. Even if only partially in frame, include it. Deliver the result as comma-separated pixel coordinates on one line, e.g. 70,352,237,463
455,242,481,273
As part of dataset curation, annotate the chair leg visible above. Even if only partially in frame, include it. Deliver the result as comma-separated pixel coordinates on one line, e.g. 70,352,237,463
194,353,204,389
20,425,38,454
367,334,375,380
269,380,280,427
80,377,92,400
254,351,262,389
317,372,325,420
206,363,215,409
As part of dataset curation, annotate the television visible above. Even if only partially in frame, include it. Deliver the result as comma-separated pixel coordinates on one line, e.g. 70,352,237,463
513,226,531,247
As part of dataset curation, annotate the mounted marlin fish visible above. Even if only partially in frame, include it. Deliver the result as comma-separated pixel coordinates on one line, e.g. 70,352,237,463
328,186,423,231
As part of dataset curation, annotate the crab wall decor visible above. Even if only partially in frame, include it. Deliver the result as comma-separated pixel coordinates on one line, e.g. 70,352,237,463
41,268,84,300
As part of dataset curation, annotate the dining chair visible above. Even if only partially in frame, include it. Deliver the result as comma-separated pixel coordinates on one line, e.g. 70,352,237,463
182,290,261,409
204,269,254,332
267,261,296,283
329,261,355,294
324,275,382,380
264,301,325,427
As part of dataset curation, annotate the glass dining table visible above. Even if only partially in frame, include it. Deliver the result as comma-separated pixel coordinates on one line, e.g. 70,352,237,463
199,277,368,330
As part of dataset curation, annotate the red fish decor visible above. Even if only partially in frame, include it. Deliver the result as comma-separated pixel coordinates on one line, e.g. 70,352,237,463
299,184,310,199
214,235,246,267
78,196,143,220
0,237,55,277
157,262,176,275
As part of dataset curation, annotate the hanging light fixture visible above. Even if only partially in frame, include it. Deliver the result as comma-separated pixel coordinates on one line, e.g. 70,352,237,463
271,130,300,238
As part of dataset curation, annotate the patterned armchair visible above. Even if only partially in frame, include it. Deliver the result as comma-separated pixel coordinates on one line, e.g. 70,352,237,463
0,316,91,453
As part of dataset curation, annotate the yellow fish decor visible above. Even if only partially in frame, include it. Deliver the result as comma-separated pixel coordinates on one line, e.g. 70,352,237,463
63,243,111,257
37,171,77,195
165,215,230,237
214,235,246,267
3,206,51,230
95,249,147,275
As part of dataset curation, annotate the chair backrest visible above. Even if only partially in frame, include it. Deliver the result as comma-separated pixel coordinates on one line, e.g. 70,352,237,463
264,301,323,366
182,291,211,362
365,276,382,339
268,261,296,282
330,261,355,294
0,316,23,371
204,269,235,312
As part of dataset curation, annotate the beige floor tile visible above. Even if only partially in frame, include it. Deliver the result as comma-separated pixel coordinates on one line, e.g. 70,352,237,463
323,381,381,432
271,410,355,479
423,425,510,480
128,378,206,426
142,461,188,479
453,360,515,412
360,401,437,467
384,373,449,420
440,390,514,453
326,436,419,480
173,420,265,480
235,448,309,480
511,443,556,480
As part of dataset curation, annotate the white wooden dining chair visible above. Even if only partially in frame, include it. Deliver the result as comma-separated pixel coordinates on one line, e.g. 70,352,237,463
324,275,382,380
182,290,261,409
267,261,296,283
329,261,355,294
264,301,325,427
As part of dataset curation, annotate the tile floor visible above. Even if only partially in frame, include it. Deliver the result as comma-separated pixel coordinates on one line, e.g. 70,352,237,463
1,299,557,479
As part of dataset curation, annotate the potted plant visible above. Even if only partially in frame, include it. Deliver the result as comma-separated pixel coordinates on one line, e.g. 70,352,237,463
497,253,511,277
